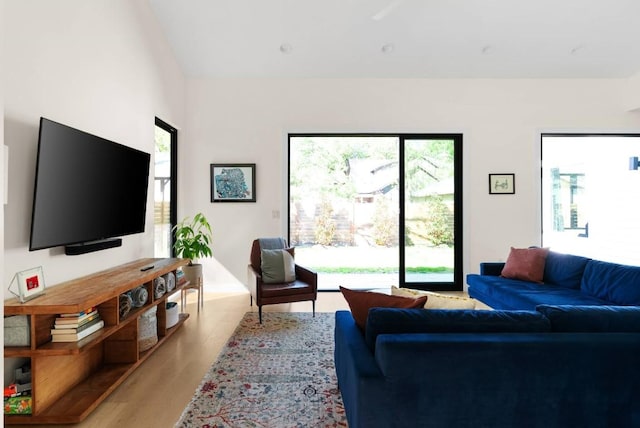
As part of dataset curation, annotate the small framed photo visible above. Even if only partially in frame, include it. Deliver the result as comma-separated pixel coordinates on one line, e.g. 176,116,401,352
489,173,515,194
210,163,256,202
9,267,46,303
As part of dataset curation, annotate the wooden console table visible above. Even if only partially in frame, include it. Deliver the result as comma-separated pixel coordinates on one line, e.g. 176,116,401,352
4,258,190,425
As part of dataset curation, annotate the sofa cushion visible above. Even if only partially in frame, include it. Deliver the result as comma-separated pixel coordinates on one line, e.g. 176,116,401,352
537,305,640,332
543,251,591,289
339,286,427,332
260,248,296,284
501,247,549,283
467,274,609,310
581,260,640,305
480,262,505,276
390,286,478,309
364,307,551,351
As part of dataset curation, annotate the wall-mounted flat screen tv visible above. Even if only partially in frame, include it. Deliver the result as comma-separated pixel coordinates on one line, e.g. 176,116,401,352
29,117,151,255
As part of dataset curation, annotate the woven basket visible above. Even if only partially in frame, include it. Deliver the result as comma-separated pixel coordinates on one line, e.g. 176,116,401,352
138,306,158,352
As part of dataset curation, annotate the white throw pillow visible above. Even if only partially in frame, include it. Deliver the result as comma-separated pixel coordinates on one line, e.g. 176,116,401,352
391,285,478,310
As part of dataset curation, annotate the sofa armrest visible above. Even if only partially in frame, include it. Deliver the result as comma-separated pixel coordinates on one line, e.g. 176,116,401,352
334,311,389,428
480,262,505,276
374,332,640,427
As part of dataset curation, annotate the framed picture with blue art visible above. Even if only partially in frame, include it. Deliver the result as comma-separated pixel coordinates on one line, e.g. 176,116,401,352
210,163,256,202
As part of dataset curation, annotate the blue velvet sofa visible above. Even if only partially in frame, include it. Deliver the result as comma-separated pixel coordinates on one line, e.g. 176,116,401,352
334,306,640,428
467,251,640,310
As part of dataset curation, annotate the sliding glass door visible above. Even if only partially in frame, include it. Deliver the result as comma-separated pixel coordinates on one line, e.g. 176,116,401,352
289,134,462,291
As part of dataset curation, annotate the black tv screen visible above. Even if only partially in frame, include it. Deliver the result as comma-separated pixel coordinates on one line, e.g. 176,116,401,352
29,117,151,254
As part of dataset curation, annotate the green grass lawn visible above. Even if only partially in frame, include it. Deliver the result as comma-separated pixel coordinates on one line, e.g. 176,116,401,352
295,244,453,273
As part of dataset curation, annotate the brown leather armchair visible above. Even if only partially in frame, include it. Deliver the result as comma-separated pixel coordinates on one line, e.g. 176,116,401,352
247,238,318,323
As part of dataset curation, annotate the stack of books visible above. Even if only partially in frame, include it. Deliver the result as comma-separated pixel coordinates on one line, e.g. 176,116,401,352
51,307,104,343
176,269,187,286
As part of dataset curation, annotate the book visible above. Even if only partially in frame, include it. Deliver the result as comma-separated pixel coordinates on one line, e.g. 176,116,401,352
51,316,102,335
57,308,97,321
58,307,96,318
54,312,101,329
51,320,105,342
55,310,99,325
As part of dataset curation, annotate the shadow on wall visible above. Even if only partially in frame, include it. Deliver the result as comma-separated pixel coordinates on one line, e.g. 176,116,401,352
202,255,246,291
4,115,41,251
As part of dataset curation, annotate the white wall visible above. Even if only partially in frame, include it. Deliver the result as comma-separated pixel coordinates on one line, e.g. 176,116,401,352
627,72,640,112
184,78,640,286
3,0,185,289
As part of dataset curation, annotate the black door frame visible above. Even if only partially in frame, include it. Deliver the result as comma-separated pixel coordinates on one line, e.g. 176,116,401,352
155,117,178,257
288,133,463,291
399,134,463,291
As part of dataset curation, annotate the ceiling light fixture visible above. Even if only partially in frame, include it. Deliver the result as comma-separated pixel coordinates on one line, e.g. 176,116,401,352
279,43,293,54
381,43,394,54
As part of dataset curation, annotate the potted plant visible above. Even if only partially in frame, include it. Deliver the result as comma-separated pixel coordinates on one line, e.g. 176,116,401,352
172,212,213,286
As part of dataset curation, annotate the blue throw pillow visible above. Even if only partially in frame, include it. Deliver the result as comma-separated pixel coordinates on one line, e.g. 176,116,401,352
543,251,590,289
537,305,640,332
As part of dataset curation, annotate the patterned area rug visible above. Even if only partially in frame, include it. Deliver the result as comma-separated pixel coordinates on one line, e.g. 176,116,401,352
175,312,348,428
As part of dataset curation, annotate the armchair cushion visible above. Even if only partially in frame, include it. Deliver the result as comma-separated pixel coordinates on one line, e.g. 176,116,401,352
261,248,296,284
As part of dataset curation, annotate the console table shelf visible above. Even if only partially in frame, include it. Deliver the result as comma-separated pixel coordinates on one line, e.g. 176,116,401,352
4,258,190,425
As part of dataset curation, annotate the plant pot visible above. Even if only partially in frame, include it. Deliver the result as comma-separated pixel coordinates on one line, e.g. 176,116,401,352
182,263,203,286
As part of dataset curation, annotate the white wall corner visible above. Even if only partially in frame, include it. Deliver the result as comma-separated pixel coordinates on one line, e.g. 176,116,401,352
625,72,640,113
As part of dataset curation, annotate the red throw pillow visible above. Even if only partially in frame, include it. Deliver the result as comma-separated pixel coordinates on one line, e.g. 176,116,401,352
340,286,428,331
501,247,549,283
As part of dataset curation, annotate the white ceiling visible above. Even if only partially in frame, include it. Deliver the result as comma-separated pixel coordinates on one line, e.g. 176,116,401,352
149,0,640,79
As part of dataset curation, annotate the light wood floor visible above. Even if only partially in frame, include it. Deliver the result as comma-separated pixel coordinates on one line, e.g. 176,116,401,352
10,284,350,428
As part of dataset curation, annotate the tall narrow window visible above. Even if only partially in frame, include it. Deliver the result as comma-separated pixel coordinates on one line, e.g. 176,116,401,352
154,118,177,257
289,134,462,291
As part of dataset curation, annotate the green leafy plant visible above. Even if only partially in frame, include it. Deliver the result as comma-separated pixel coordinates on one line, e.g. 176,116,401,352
172,212,213,265
314,198,336,246
424,196,454,246
372,196,397,246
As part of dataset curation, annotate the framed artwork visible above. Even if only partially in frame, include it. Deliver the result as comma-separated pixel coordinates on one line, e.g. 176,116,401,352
210,163,256,202
9,266,46,303
489,173,515,194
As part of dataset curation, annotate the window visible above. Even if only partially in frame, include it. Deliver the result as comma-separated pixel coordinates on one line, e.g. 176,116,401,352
542,133,640,264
